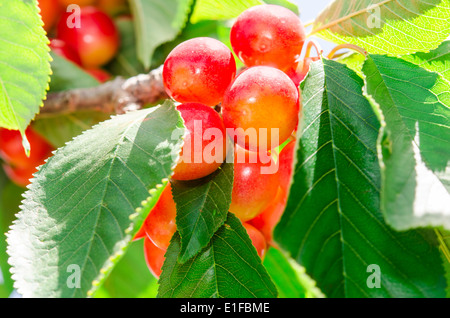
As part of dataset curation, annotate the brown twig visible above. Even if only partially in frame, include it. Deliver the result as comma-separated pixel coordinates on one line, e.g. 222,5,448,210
41,65,167,115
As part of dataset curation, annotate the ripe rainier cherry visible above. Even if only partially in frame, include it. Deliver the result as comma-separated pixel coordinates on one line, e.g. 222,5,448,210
222,66,300,152
230,4,306,71
143,183,177,251
56,6,120,68
163,37,236,106
171,103,228,181
229,145,280,222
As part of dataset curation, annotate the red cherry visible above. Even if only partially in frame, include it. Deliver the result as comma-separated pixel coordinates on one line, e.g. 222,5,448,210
133,223,147,241
49,38,82,66
56,6,120,68
172,103,227,181
143,183,177,251
243,222,267,259
143,236,166,279
85,68,111,83
0,128,53,169
58,0,97,7
163,37,236,106
230,4,306,71
39,0,62,32
2,164,39,188
229,145,280,222
222,66,299,152
249,186,287,246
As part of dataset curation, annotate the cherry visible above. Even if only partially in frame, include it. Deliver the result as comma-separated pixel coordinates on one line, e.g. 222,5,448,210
0,128,53,169
2,164,40,188
222,66,299,152
86,68,111,83
230,4,306,72
38,0,62,32
0,128,54,187
143,236,166,279
133,223,147,241
58,0,97,6
172,103,227,181
249,186,287,247
56,6,120,68
163,37,236,106
143,183,177,251
49,38,82,66
229,145,280,222
243,223,267,259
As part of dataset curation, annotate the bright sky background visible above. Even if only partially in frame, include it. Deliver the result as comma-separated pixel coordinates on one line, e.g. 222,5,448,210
291,0,337,56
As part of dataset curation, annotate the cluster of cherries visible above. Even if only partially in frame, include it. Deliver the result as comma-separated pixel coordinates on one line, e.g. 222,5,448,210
39,0,126,82
134,4,308,278
0,0,125,187
1,2,311,279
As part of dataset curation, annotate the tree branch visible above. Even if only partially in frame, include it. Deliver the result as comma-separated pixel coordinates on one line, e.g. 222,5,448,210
41,65,168,115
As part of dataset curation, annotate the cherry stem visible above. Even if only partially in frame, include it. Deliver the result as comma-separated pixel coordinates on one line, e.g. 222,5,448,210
304,39,323,59
327,44,368,60
303,20,314,28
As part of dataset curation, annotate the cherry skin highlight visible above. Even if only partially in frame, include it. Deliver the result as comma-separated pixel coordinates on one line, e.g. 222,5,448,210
243,223,267,259
172,103,227,181
230,4,306,71
163,37,236,106
56,6,120,68
143,236,166,279
143,183,177,251
222,66,299,152
229,145,280,222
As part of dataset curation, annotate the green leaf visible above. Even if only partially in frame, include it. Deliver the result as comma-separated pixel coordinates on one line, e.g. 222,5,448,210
190,0,299,24
263,247,323,298
33,111,112,149
7,101,185,298
128,0,194,70
0,0,51,132
336,52,366,78
94,239,158,298
190,0,262,23
274,58,447,297
436,229,450,296
49,52,99,92
107,17,145,78
171,158,234,263
402,40,450,84
263,0,299,15
362,54,450,231
312,0,450,55
158,213,278,298
0,173,23,297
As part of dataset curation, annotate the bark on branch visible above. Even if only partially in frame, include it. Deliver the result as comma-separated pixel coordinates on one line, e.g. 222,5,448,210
41,65,167,115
